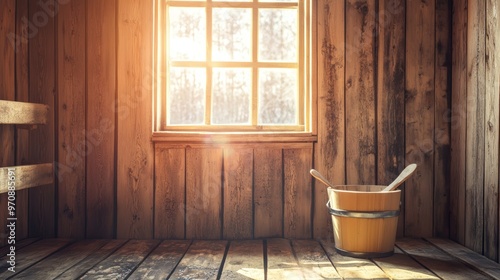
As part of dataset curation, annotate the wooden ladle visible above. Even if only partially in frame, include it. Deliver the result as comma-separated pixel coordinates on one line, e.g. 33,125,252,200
310,169,335,189
382,163,417,192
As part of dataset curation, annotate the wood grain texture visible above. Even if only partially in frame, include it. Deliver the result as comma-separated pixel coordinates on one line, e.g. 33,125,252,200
266,239,303,279
345,0,377,185
373,247,439,279
433,0,451,239
404,0,435,237
450,0,467,244
14,0,30,241
377,0,406,238
116,0,154,239
284,146,312,238
314,0,345,239
0,100,48,124
320,239,389,279
292,239,341,279
0,0,16,247
186,148,223,239
397,238,490,280
154,146,185,239
0,164,53,193
0,239,72,278
86,0,117,239
81,239,160,279
13,239,110,279
464,0,485,253
220,240,264,280
128,240,191,280
169,240,227,280
254,148,283,238
223,148,253,239
55,239,128,280
27,0,56,239
484,0,500,262
57,0,86,239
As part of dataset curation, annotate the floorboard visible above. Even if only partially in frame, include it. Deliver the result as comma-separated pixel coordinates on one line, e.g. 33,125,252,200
0,238,498,279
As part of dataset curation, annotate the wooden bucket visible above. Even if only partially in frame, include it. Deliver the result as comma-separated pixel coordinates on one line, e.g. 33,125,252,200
327,185,401,258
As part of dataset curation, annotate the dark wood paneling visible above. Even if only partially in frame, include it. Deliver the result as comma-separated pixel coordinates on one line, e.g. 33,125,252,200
86,0,117,239
57,0,86,239
405,0,436,237
0,0,16,247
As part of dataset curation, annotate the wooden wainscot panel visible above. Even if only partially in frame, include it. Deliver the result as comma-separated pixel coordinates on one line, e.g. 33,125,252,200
186,147,223,239
223,147,253,239
155,145,185,239
254,148,283,238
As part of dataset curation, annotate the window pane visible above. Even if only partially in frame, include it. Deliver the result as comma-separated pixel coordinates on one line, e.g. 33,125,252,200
258,68,297,125
168,7,206,61
212,68,251,125
213,8,252,61
259,0,297,2
259,9,297,62
168,67,206,125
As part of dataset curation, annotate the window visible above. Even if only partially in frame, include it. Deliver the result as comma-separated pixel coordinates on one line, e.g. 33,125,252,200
154,0,315,134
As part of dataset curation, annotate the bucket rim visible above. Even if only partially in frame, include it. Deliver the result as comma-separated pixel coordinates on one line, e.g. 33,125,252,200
327,185,401,194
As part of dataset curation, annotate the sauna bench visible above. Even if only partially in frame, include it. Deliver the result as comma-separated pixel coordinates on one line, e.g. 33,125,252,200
1,238,499,279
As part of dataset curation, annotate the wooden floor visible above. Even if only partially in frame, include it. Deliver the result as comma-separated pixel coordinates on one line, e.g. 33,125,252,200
1,238,500,279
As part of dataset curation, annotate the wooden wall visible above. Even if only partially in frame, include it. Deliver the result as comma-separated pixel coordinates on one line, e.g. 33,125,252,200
450,0,500,261
4,0,486,256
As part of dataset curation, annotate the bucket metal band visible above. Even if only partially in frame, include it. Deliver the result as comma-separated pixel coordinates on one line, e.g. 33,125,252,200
326,201,399,219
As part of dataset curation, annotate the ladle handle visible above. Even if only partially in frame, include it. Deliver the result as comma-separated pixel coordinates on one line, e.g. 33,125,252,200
382,164,417,192
310,169,335,189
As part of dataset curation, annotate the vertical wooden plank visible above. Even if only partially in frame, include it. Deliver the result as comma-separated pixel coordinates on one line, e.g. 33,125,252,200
28,0,56,239
284,146,312,239
14,0,30,242
186,148,223,239
405,0,435,237
314,0,345,240
0,0,16,247
485,0,500,261
345,0,377,185
116,0,154,239
434,0,451,238
57,0,86,239
464,0,485,253
86,0,116,239
450,0,467,244
254,148,283,238
223,148,253,239
377,0,406,237
154,145,185,239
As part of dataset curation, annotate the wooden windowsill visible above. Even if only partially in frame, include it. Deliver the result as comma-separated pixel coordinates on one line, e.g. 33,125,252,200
151,131,318,144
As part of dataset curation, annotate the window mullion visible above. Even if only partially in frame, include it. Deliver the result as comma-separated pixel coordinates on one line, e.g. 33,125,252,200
251,0,259,126
206,0,213,126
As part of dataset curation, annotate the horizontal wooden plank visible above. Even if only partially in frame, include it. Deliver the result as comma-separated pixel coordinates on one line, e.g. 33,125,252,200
0,238,39,257
13,239,110,279
0,163,53,193
80,240,160,279
0,100,49,125
128,240,191,280
266,239,303,279
372,247,439,279
55,239,128,280
292,239,341,279
320,239,389,279
396,238,490,280
0,239,73,278
169,240,227,280
220,240,264,280
426,238,500,279
152,132,317,143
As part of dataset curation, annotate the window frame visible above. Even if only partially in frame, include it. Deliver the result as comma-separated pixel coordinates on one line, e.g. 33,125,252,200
153,0,317,141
